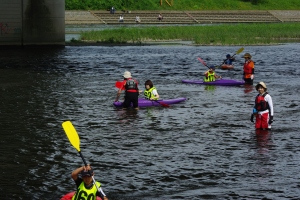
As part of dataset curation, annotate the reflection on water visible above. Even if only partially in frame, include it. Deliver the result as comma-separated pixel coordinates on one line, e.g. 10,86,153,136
0,44,300,199
243,84,254,94
204,85,216,91
255,129,272,154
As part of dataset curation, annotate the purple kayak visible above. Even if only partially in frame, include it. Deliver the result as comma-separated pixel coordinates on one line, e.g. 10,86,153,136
113,97,186,108
182,79,245,86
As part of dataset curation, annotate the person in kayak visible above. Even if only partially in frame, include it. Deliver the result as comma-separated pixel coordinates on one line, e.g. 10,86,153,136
250,82,274,130
204,66,222,82
221,54,235,70
243,53,255,85
71,164,108,200
143,80,160,100
115,71,139,110
224,54,235,65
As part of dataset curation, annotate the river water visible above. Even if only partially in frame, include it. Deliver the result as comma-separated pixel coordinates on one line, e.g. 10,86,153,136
0,43,299,200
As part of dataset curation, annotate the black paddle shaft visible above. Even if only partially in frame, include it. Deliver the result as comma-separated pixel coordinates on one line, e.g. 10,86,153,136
79,151,88,165
79,151,94,176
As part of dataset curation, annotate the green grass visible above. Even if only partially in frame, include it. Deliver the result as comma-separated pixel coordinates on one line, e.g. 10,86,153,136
78,23,300,45
66,0,300,10
66,0,300,45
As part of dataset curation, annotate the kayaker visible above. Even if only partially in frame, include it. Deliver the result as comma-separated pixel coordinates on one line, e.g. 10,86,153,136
221,54,235,70
242,53,255,85
71,164,109,200
204,66,222,82
143,80,160,100
115,71,139,110
250,82,274,130
224,54,235,65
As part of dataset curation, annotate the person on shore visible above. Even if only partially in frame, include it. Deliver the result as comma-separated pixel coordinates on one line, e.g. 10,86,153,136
110,7,115,14
243,53,255,85
71,164,108,200
157,13,163,21
119,15,124,23
135,16,141,23
115,71,139,110
143,80,160,100
204,66,222,82
250,82,274,130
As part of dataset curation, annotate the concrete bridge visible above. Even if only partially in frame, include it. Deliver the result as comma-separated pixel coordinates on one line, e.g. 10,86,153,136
0,0,65,46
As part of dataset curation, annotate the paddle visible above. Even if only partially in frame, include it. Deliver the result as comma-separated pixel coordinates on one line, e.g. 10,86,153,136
115,81,170,107
197,57,211,69
197,57,222,80
152,99,170,108
62,121,106,197
115,81,125,90
219,47,244,67
231,47,244,58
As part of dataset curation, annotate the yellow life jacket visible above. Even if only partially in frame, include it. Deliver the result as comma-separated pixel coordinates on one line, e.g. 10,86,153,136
72,181,101,200
204,71,215,82
144,86,158,100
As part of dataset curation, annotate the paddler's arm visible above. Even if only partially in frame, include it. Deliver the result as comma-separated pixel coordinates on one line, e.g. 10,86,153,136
71,165,87,180
115,88,122,102
204,70,209,76
97,189,109,200
215,74,222,79
150,89,159,100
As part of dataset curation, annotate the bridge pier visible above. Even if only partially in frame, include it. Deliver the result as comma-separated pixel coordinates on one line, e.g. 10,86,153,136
0,0,65,46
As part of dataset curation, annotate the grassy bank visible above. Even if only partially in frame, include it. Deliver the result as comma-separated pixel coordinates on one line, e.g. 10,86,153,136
66,0,300,10
77,23,300,45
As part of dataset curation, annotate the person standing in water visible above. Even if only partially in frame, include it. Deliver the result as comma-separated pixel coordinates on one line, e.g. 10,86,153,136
242,53,255,85
250,82,274,130
115,71,139,110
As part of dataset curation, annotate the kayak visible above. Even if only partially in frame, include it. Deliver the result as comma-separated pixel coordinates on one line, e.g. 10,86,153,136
61,192,102,200
113,97,186,108
220,64,234,70
182,79,245,86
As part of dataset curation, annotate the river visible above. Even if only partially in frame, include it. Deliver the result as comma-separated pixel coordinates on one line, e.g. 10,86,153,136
0,43,299,200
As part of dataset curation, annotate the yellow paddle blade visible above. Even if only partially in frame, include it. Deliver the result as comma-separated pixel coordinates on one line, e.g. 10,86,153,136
236,47,244,55
62,121,80,152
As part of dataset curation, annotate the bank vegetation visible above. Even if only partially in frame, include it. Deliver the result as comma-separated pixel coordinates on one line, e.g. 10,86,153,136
66,0,300,11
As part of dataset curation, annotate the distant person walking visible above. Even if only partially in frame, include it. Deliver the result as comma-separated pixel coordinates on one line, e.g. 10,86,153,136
119,15,124,23
157,13,163,21
110,6,115,14
135,16,141,23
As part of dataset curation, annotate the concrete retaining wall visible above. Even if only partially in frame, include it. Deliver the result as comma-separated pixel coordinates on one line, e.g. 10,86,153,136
0,0,65,46
0,0,22,45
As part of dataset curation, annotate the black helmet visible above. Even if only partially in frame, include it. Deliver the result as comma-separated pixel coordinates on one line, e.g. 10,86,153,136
81,169,94,177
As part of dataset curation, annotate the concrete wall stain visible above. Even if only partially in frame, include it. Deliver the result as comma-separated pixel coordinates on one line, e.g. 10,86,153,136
24,0,54,33
0,22,22,35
